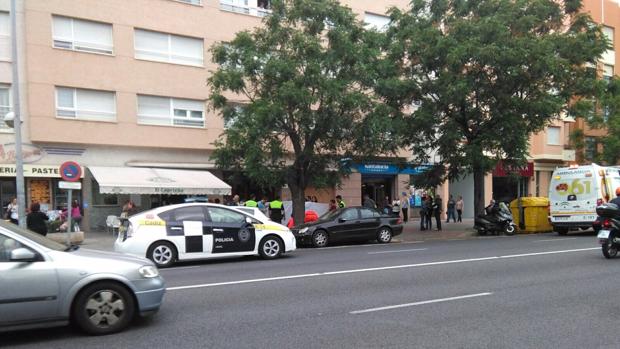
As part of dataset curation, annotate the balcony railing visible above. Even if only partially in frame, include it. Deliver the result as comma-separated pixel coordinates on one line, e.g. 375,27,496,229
220,1,271,17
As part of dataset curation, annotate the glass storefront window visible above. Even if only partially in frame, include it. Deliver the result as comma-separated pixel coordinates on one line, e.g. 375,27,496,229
92,180,118,205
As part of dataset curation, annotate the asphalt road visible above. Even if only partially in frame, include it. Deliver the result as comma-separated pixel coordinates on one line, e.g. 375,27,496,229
3,233,620,349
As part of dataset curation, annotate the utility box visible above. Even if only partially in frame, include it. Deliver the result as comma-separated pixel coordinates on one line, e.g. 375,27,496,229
510,197,553,233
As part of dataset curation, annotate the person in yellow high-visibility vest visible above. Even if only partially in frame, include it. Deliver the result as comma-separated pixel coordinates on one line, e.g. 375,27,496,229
269,196,285,224
245,194,258,208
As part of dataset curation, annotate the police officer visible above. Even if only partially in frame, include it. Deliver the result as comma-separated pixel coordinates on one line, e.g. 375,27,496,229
245,194,258,207
269,196,285,224
336,195,346,209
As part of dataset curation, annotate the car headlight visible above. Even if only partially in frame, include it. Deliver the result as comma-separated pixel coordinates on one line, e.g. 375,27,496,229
139,265,159,278
299,227,309,234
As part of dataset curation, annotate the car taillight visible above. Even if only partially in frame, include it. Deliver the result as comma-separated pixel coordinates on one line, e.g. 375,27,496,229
597,198,604,206
603,219,612,228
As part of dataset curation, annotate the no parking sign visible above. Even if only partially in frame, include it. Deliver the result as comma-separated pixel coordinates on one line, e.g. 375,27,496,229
59,161,82,182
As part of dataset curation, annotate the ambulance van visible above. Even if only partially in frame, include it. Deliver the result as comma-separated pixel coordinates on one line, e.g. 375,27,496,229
549,164,620,235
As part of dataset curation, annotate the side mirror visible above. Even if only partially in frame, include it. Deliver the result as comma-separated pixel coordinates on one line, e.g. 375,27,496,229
246,217,253,224
10,247,38,262
338,218,347,223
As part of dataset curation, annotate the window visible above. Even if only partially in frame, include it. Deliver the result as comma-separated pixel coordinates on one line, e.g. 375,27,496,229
547,126,561,145
360,208,380,219
603,26,614,46
166,206,205,221
603,64,614,81
207,207,246,224
340,208,358,220
0,12,10,61
585,137,599,161
364,12,390,32
55,87,116,121
92,180,118,205
52,16,113,55
220,0,271,17
0,234,23,262
137,95,205,128
134,29,203,66
0,84,11,132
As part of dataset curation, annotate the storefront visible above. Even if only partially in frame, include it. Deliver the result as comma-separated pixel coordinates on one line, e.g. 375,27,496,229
0,164,83,212
492,161,534,203
87,166,231,231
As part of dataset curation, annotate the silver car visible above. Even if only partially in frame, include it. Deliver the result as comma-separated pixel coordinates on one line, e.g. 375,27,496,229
0,221,165,335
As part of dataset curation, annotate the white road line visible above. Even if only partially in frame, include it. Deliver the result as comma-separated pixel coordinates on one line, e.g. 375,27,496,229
368,248,428,255
534,238,577,242
166,247,598,291
350,292,493,314
161,265,202,271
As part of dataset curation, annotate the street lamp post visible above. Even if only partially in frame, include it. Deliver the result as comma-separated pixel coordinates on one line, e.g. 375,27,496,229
10,0,25,228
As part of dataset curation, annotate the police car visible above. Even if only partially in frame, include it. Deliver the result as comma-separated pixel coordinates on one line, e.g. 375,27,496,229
114,203,296,268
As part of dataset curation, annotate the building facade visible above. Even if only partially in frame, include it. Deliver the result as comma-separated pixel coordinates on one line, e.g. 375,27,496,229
0,0,616,230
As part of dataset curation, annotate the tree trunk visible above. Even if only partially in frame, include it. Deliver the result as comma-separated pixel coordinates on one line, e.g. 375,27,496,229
473,167,486,217
286,167,307,228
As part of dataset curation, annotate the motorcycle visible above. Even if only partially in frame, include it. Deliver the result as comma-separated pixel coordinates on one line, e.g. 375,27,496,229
595,202,620,259
474,202,516,236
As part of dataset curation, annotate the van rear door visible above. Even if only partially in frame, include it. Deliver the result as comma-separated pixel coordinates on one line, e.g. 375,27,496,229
549,167,598,225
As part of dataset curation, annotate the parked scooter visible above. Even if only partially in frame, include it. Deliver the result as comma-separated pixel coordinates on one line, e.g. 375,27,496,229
595,202,620,259
474,202,516,236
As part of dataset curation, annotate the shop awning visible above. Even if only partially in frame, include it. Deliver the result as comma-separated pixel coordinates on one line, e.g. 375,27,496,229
88,166,231,195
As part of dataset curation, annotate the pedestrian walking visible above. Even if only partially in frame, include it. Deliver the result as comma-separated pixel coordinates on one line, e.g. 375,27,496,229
6,197,18,225
446,195,456,223
71,200,82,231
363,194,376,209
400,192,409,223
456,195,464,222
424,196,433,231
434,194,443,231
245,194,258,207
27,202,48,236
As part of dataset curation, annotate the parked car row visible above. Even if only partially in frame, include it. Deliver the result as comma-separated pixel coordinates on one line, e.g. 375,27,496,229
0,203,403,336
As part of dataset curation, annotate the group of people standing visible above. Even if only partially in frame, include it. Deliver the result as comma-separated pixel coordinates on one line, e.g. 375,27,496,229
3,197,83,236
419,194,464,231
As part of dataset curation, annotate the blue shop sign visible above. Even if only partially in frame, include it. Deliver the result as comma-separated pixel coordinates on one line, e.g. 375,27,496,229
354,163,431,175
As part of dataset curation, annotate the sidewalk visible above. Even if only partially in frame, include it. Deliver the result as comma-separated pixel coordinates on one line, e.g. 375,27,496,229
395,218,478,242
78,218,480,252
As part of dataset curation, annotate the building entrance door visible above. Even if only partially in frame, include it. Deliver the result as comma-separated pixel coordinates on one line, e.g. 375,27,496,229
361,175,394,211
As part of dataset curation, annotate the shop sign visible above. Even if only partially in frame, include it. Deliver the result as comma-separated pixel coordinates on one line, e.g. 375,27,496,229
0,164,84,178
354,163,431,175
0,143,45,164
493,161,534,177
59,181,82,190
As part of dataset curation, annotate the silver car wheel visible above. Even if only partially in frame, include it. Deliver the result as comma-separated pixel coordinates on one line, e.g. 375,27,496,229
378,228,392,243
263,239,280,257
85,290,125,328
153,245,173,264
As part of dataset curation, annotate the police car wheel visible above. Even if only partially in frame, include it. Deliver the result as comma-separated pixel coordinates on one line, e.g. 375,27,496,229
147,241,177,268
72,281,135,335
259,236,283,259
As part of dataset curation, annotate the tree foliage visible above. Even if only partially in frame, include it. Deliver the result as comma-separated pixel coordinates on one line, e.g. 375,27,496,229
585,77,620,164
380,0,608,214
208,0,402,223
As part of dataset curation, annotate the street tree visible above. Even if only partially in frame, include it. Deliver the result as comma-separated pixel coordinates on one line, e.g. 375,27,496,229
208,0,401,224
581,77,620,164
380,0,608,214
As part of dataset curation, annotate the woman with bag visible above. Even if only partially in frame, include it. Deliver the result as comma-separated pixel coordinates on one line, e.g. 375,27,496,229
6,197,18,225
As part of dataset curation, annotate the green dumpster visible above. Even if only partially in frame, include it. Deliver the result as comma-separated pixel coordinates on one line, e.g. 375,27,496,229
510,197,553,233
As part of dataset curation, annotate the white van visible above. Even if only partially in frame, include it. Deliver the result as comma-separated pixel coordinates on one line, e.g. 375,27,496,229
548,164,620,235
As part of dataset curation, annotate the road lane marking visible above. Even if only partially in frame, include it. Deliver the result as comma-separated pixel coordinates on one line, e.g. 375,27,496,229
534,238,577,242
166,247,598,291
350,292,493,314
368,248,428,255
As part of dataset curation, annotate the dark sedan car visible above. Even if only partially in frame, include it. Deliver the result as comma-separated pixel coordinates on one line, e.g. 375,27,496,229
292,207,403,247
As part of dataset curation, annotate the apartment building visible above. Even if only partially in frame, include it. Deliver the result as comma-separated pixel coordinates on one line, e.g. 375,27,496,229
0,0,614,230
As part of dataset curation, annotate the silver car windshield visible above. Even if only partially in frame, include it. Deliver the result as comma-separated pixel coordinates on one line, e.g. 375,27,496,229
0,220,66,251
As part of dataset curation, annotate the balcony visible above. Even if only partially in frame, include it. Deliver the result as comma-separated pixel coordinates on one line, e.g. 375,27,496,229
220,1,271,17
